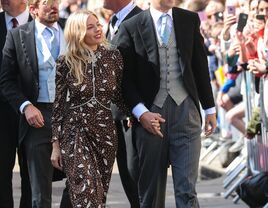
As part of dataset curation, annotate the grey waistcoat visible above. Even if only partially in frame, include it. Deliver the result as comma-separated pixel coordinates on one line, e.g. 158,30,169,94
153,27,188,108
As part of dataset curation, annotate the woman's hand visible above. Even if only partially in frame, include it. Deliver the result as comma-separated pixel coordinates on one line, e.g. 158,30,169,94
51,140,63,171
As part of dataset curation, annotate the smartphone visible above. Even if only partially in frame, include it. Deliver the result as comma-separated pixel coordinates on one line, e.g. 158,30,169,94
214,12,224,22
237,13,248,32
256,14,266,22
227,6,236,15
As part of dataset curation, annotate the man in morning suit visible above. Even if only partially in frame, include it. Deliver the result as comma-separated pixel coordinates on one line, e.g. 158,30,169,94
0,0,67,207
0,0,32,207
117,0,217,207
104,1,142,207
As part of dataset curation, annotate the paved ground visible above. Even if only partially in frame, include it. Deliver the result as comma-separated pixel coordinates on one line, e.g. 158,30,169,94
12,132,248,207
12,165,247,208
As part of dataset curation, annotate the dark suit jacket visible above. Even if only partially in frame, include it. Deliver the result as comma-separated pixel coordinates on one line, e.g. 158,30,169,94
0,19,65,144
0,11,32,100
117,7,215,117
106,6,142,44
106,6,142,121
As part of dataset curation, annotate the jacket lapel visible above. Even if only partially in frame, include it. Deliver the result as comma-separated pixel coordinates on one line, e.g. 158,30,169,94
138,10,159,69
19,21,39,79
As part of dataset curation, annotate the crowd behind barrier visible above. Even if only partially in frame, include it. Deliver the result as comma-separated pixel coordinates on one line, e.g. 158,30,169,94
187,0,268,206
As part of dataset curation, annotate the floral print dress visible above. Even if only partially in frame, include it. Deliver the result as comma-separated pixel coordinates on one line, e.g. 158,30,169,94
52,46,126,208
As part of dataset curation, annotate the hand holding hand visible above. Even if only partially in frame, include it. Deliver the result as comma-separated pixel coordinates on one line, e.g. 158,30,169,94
139,112,165,138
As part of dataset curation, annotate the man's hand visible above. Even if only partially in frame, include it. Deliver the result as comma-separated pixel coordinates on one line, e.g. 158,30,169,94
139,112,165,138
51,141,63,171
24,104,44,128
204,113,217,137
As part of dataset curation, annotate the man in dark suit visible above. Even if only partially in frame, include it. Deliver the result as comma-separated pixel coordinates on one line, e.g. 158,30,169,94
104,1,141,207
117,0,217,207
0,0,67,207
0,1,32,207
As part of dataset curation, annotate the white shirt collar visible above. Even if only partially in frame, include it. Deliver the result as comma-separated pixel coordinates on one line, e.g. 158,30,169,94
150,7,173,44
35,19,59,36
114,0,135,24
150,6,173,29
5,9,30,30
109,1,135,40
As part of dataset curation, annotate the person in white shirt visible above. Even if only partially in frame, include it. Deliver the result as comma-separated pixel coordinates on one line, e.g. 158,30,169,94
0,0,67,207
117,0,216,207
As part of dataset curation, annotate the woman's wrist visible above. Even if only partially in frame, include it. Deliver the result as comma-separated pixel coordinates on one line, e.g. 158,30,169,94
51,136,59,144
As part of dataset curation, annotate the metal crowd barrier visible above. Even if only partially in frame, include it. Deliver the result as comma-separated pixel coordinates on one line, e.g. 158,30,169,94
223,71,268,206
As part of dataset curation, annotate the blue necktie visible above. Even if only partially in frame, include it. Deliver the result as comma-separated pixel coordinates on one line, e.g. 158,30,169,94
43,27,60,61
158,14,171,45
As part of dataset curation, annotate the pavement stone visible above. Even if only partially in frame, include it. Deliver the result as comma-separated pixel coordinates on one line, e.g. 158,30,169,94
11,135,248,207
12,168,247,208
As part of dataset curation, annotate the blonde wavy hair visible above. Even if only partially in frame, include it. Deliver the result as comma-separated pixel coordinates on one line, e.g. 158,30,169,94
64,10,108,84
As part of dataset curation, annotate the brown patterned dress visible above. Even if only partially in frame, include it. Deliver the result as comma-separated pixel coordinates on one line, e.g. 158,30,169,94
51,46,126,208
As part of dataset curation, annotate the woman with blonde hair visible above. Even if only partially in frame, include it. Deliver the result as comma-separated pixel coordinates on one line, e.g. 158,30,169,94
50,10,128,207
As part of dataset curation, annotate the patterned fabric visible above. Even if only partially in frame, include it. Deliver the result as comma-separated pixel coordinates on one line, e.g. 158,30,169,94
52,46,127,207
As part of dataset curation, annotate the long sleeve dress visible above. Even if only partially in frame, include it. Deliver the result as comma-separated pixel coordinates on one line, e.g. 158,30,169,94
51,46,126,208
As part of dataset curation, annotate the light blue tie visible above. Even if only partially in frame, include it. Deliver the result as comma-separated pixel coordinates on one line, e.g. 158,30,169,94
43,27,60,60
158,14,172,45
